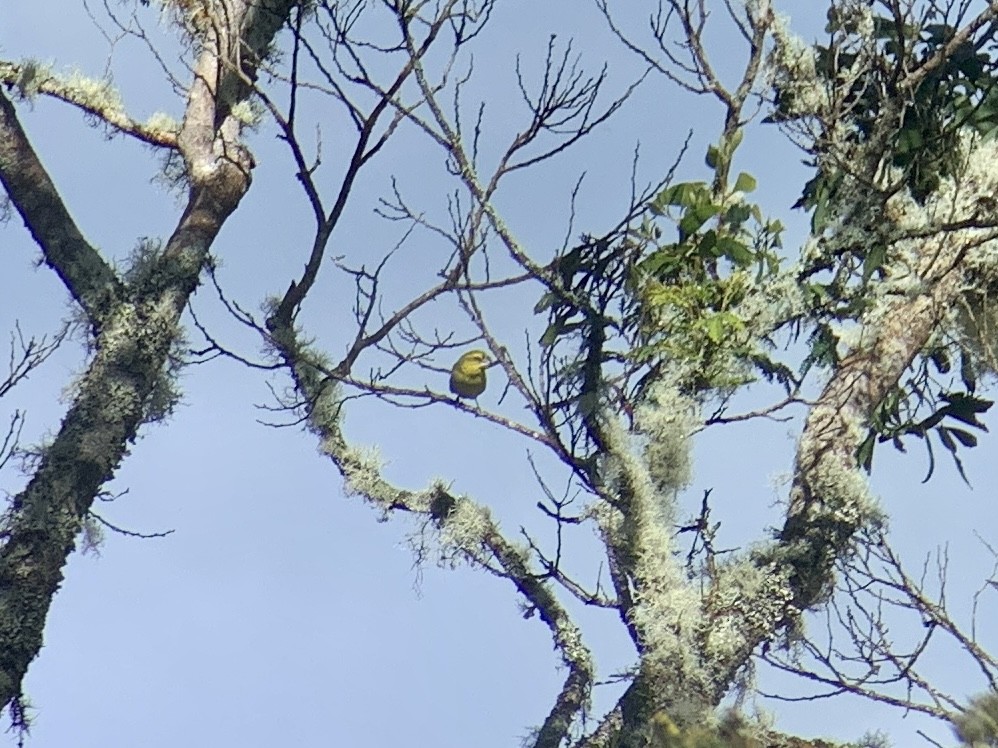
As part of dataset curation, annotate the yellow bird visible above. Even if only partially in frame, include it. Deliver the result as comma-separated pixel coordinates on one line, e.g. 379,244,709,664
449,350,491,398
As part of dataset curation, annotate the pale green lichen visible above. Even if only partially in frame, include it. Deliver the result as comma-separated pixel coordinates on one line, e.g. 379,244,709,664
915,137,998,376
145,111,180,137
438,497,495,564
735,271,807,333
704,558,794,657
338,444,387,499
797,425,886,537
10,59,54,100
120,237,166,287
766,14,825,118
854,731,892,748
861,133,998,375
229,99,263,128
953,692,998,747
954,291,998,378
308,374,344,436
597,402,734,704
633,385,697,498
63,69,124,114
265,329,343,435
767,4,882,140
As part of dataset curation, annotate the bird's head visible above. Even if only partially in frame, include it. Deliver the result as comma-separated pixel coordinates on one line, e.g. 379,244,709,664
463,349,491,371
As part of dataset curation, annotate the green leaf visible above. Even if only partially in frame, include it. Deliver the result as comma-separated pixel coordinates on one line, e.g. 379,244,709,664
725,204,752,225
540,320,581,347
941,393,992,429
956,54,984,80
922,23,953,44
937,426,957,453
729,128,744,153
636,246,683,279
679,203,721,238
947,427,978,448
863,244,887,282
704,315,726,344
534,292,556,314
751,354,796,389
936,427,970,484
800,324,838,375
895,125,923,157
856,432,876,472
556,246,583,283
960,349,976,392
540,323,560,347
652,183,710,216
811,193,831,233
716,236,753,266
697,230,718,257
706,145,720,169
733,172,757,193
929,348,950,374
921,435,937,483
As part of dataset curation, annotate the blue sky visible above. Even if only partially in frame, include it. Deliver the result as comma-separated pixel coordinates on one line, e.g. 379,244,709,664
1,2,996,746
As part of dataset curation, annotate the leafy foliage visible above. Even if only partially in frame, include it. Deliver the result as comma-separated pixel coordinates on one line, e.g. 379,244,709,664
528,132,797,492
629,164,784,393
782,6,998,232
953,692,998,748
856,349,992,481
764,6,998,478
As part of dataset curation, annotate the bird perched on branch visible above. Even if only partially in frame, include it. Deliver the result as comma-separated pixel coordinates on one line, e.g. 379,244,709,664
449,350,491,399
